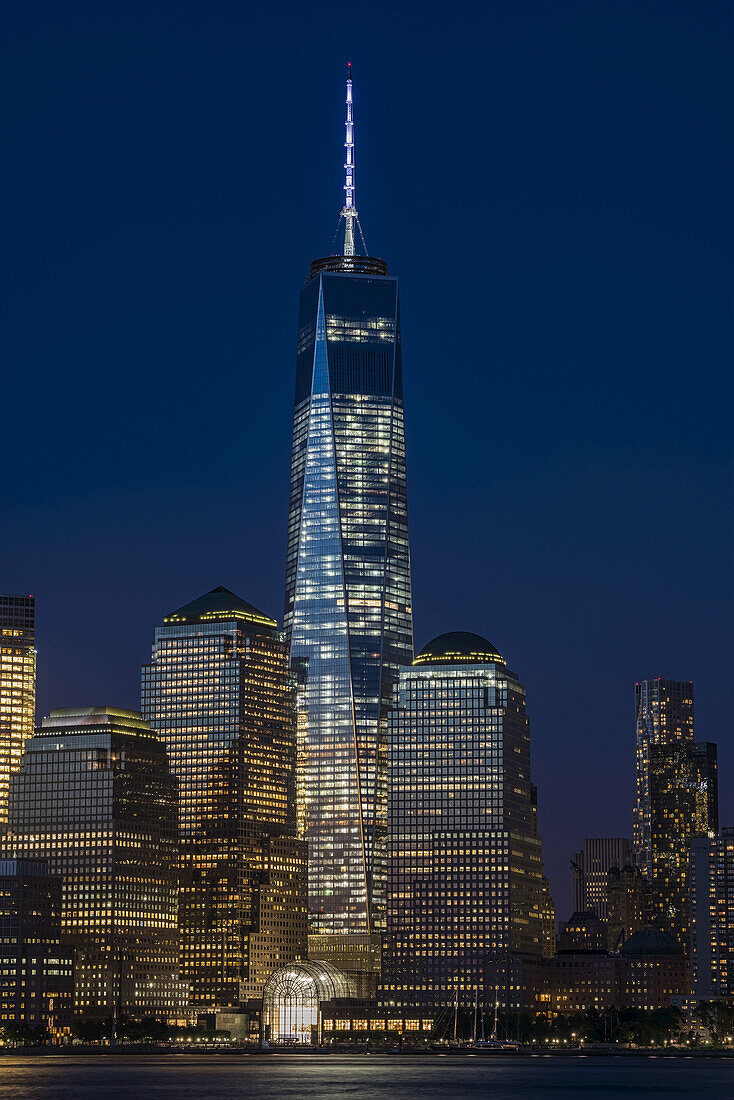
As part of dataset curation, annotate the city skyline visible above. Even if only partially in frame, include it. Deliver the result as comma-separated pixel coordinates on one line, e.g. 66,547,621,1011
2,1,732,918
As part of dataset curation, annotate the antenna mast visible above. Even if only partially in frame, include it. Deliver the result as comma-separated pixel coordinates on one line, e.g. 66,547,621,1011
342,61,356,256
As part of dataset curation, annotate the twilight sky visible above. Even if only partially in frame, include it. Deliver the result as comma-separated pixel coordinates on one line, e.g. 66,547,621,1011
2,0,732,915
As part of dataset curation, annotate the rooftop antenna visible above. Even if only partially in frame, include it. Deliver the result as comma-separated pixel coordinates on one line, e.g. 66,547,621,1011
341,61,359,256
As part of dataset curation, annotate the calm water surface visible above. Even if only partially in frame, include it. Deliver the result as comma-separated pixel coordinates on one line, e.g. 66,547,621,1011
0,1054,732,1100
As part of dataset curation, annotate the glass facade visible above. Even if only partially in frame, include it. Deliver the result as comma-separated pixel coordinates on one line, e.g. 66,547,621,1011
382,632,554,1010
0,595,36,825
141,586,307,1007
284,265,412,936
649,739,718,956
634,677,694,876
6,707,187,1020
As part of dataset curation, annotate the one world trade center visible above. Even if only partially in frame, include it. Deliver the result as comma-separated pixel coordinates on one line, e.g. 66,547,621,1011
284,64,413,955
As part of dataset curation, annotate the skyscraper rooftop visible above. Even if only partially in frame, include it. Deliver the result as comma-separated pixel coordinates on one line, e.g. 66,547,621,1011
163,585,276,630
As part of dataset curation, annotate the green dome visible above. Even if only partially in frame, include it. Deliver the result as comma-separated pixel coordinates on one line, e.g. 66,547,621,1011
413,631,505,667
620,928,680,956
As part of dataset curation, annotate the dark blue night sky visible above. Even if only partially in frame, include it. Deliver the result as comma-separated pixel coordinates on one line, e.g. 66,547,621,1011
3,1,732,914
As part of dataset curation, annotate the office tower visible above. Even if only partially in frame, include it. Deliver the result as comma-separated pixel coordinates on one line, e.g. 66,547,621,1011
691,829,734,1000
382,632,553,1010
606,861,647,951
649,740,717,955
284,65,412,945
141,587,307,1007
0,856,73,1038
0,595,35,825
572,838,631,918
7,707,187,1020
634,678,694,875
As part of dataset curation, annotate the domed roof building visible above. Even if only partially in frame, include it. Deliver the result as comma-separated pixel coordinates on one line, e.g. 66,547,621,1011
413,631,506,667
620,928,680,956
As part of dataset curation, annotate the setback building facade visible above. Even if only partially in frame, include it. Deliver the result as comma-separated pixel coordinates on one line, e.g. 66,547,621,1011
382,632,553,1010
634,678,694,875
141,587,307,1008
6,708,187,1020
0,595,35,826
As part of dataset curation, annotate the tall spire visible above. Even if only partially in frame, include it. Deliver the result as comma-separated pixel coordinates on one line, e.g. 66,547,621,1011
341,61,356,256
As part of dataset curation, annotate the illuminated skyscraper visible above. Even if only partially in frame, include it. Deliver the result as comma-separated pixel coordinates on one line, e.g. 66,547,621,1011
634,678,694,876
284,65,412,941
382,632,553,1010
7,707,187,1021
141,587,307,1007
0,595,35,825
649,739,717,956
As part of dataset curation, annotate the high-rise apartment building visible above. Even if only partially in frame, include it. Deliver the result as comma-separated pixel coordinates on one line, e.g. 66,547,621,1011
0,595,35,825
634,678,694,875
572,837,631,918
691,829,734,1000
141,587,307,1007
649,740,718,956
0,856,74,1038
7,708,187,1020
382,632,553,1010
284,66,412,942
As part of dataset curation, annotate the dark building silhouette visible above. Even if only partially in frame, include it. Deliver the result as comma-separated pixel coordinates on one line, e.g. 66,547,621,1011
382,632,554,1010
141,587,307,1007
557,911,607,954
0,594,35,825
7,707,187,1021
649,740,718,956
0,856,73,1038
606,861,647,952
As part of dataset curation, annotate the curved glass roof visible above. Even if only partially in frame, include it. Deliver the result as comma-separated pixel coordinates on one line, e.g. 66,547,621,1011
262,960,352,1005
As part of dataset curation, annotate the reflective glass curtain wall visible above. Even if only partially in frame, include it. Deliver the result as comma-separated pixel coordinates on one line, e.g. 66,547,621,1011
284,268,413,936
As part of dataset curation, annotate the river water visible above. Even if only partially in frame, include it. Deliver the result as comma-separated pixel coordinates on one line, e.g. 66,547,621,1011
0,1053,732,1099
